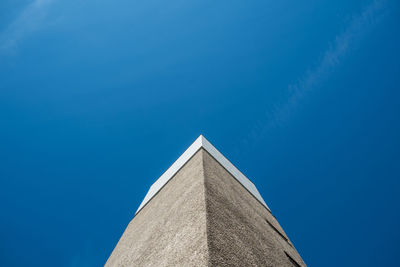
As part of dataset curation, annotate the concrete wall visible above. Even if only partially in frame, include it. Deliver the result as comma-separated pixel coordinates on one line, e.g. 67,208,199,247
106,149,306,266
203,150,306,267
105,150,209,267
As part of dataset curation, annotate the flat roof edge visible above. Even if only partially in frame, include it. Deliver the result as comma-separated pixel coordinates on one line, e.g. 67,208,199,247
135,135,270,215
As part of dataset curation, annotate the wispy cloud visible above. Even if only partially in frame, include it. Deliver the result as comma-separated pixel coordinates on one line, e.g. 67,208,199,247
241,0,388,150
0,0,54,54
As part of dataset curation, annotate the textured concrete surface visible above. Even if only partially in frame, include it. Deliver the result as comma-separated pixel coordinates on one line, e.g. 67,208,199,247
203,150,306,267
105,150,209,267
106,149,306,266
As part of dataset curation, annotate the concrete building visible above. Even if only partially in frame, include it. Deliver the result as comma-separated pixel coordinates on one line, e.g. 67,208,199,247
106,135,306,266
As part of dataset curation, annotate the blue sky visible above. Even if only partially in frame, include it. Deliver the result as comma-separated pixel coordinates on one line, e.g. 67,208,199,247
1,0,399,266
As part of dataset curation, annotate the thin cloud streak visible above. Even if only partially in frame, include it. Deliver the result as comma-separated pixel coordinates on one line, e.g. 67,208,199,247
0,0,54,54
241,0,388,150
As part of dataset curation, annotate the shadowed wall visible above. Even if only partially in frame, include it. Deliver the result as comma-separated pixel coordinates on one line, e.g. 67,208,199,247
203,150,305,266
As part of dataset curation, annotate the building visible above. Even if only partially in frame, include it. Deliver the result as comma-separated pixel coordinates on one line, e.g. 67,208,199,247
106,135,306,266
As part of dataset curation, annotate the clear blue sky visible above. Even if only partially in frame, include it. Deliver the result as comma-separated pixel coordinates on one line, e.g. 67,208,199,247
1,0,399,266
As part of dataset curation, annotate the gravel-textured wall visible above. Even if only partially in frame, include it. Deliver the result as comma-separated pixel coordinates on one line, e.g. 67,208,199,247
106,149,306,266
105,150,209,267
203,150,306,267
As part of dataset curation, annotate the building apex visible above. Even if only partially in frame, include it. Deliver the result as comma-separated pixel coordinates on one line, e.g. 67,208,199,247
135,135,270,215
